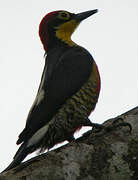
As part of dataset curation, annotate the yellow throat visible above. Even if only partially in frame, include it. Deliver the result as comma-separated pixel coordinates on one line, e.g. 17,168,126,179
56,20,79,46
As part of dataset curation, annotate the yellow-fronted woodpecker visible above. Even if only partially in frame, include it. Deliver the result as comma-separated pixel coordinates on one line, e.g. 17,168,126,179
2,9,131,172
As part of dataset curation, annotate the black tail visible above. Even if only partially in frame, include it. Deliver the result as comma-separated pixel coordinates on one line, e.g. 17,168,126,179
2,143,29,172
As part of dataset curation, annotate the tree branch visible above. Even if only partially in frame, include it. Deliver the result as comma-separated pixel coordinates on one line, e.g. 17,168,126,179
1,107,138,180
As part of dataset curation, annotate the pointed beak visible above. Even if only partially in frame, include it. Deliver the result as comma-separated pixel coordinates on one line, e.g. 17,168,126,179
74,9,98,22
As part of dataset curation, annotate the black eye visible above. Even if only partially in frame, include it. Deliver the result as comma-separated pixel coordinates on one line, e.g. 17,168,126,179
58,11,70,20
61,12,67,18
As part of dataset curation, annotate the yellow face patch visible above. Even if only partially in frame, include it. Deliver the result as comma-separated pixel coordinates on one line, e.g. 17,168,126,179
56,20,79,46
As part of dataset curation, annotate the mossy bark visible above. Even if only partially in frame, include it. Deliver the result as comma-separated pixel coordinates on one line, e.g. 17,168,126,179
1,107,138,180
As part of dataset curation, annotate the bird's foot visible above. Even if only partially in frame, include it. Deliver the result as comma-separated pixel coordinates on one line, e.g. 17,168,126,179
66,135,75,143
105,117,132,133
91,123,104,133
83,118,104,133
83,117,132,134
67,135,82,147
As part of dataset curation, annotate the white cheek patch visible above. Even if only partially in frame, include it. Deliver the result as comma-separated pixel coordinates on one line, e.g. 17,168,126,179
27,123,49,147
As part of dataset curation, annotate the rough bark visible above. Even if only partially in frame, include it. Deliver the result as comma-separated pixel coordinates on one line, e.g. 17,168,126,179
1,107,138,180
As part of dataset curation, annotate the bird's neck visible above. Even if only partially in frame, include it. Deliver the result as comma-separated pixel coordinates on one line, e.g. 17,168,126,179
55,31,76,47
40,20,79,53
43,35,77,53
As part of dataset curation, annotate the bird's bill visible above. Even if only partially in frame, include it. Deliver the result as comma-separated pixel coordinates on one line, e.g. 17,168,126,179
74,9,98,22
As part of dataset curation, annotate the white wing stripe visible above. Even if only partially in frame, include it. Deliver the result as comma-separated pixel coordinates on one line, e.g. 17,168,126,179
27,123,49,147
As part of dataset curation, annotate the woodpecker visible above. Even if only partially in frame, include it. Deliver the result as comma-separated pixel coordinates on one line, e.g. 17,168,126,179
3,9,101,172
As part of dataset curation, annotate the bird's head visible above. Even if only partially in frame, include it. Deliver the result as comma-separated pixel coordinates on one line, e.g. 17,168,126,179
39,9,98,52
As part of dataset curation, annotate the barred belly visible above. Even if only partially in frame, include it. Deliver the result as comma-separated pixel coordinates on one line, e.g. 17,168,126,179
40,61,100,151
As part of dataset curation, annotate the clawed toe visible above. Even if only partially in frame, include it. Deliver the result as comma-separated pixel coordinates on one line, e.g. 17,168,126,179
83,117,132,134
104,118,132,133
112,118,132,132
91,123,105,133
83,118,104,133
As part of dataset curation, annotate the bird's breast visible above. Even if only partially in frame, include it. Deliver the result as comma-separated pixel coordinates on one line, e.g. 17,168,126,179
35,60,101,150
57,60,100,125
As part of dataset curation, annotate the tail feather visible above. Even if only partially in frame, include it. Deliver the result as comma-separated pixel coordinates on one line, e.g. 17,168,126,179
2,143,28,173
